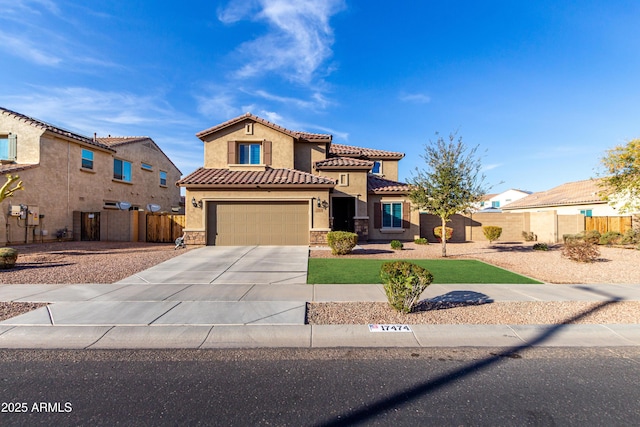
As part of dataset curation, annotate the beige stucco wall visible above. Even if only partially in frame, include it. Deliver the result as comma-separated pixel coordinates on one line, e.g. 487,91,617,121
377,159,400,182
1,117,181,244
367,195,420,241
0,113,44,164
296,142,327,173
202,121,296,169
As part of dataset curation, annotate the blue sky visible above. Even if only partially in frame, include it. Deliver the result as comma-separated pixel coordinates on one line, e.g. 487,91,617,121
2,0,640,193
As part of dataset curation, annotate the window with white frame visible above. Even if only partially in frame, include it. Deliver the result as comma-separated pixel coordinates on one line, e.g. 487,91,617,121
160,171,167,186
372,161,382,175
81,149,94,169
382,202,403,228
141,163,153,171
113,158,132,182
238,143,261,164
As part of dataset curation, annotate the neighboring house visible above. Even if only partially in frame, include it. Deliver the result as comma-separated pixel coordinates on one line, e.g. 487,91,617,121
177,113,420,246
477,189,532,211
0,106,182,244
501,178,620,216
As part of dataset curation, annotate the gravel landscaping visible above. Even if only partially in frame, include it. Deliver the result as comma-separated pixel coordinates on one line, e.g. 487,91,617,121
1,240,639,325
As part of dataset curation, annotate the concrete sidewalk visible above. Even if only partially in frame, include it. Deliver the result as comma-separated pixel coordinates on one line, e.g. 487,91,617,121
0,245,638,349
0,282,638,349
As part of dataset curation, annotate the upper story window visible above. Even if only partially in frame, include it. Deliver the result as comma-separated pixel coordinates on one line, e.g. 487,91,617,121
238,143,261,164
372,161,382,175
0,134,17,162
382,202,403,228
159,171,167,186
114,158,132,182
81,149,94,169
491,201,500,208
580,209,593,217
141,163,153,171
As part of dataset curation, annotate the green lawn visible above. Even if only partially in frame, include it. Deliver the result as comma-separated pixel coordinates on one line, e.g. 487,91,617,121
307,258,541,284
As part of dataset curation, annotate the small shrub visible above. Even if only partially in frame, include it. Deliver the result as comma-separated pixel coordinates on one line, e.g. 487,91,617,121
390,240,404,250
433,226,453,241
482,226,502,243
562,239,600,263
582,230,601,244
380,261,433,313
599,231,623,245
326,231,358,255
563,234,578,243
414,237,428,245
0,247,18,269
522,231,536,242
621,229,640,245
532,243,548,251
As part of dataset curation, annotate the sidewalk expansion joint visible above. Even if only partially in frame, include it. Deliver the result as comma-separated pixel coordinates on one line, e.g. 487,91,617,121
46,305,55,325
86,326,115,349
148,302,183,325
245,304,305,325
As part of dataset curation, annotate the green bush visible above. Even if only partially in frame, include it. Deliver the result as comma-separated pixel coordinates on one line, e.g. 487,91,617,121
522,231,536,242
599,231,623,245
0,247,18,269
482,226,502,243
562,239,600,263
390,240,404,250
621,229,640,245
433,226,453,241
532,243,548,251
380,261,433,313
414,237,428,245
582,230,602,244
326,231,358,255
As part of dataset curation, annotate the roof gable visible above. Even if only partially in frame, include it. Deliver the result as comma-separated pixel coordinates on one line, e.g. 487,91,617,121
0,106,114,152
503,179,607,210
315,157,374,170
196,113,332,143
96,136,182,175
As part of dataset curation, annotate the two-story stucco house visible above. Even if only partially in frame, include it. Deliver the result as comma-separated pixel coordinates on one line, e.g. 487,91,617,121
0,106,182,244
177,113,420,246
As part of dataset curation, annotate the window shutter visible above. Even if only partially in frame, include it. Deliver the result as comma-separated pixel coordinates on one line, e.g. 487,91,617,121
402,202,411,229
373,202,381,228
263,140,272,165
8,134,17,161
227,141,236,164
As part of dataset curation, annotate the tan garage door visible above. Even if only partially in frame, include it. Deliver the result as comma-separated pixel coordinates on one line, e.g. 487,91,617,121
207,201,309,245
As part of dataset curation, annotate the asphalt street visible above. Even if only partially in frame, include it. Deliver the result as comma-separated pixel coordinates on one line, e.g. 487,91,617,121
0,347,639,426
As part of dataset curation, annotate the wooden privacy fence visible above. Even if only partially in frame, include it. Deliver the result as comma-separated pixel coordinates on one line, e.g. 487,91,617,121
146,214,185,243
585,216,632,234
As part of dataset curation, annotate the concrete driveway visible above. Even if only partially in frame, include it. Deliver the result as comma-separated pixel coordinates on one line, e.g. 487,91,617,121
117,245,309,285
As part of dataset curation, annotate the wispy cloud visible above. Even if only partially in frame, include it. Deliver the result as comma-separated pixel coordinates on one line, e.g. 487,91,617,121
399,93,431,104
6,87,194,136
218,0,346,84
482,163,502,172
0,32,62,66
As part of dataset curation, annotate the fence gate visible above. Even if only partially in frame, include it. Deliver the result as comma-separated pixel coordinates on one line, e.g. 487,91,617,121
81,212,100,241
146,214,185,243
585,216,632,234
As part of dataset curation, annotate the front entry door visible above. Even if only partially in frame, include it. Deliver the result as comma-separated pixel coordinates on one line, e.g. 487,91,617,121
332,197,355,232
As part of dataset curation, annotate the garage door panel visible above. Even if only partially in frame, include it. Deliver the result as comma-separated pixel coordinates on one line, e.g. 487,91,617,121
209,202,309,246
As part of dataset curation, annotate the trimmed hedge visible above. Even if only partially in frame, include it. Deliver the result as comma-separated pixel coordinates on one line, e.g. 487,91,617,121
380,261,433,313
482,226,502,243
326,231,358,255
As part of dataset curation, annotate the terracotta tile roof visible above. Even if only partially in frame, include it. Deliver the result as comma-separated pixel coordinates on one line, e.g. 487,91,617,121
0,163,39,174
502,178,607,210
0,106,114,152
177,167,336,187
330,143,404,159
367,174,410,194
315,157,374,169
196,112,332,143
96,136,150,147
